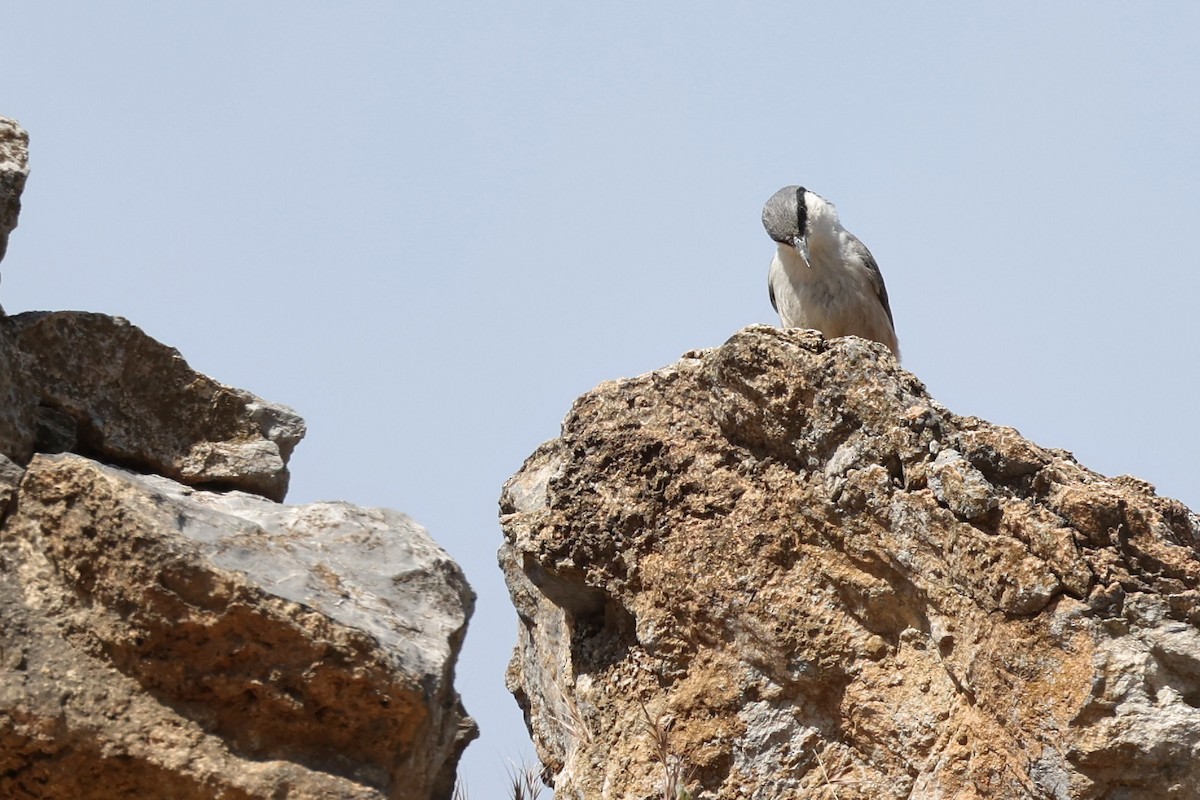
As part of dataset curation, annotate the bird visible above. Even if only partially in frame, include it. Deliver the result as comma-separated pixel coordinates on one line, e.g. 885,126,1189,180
761,185,899,359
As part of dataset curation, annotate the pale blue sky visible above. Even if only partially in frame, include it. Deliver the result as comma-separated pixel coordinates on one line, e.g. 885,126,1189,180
6,3,1199,793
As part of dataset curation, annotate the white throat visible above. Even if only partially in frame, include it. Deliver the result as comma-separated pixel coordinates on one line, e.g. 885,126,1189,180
803,196,844,251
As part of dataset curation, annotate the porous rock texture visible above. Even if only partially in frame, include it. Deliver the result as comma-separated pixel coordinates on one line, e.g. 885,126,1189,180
500,325,1200,800
1,454,476,800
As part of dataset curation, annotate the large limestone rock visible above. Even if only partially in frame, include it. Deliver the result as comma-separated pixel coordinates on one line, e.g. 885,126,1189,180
0,116,28,266
0,120,476,799
1,311,305,502
500,325,1200,800
0,310,474,800
0,453,476,800
0,117,300,501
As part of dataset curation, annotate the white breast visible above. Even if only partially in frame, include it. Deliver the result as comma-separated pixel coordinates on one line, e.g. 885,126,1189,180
769,242,899,358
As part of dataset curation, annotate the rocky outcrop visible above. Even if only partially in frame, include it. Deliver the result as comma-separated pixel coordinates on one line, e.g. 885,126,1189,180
1,453,475,800
2,311,304,501
0,121,475,800
0,116,27,267
500,326,1200,800
0,117,299,502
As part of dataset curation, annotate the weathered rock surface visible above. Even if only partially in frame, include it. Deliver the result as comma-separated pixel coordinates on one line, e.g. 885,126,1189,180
0,116,28,266
500,325,1200,800
1,311,305,501
0,120,476,800
1,452,476,800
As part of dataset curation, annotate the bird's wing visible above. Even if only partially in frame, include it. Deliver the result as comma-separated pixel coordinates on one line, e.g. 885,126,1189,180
847,234,895,327
768,270,779,314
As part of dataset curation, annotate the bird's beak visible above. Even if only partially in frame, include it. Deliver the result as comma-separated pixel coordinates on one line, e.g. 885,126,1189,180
793,236,811,268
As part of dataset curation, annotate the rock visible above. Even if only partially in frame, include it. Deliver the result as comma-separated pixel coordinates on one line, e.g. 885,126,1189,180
0,119,303,500
928,447,999,520
0,453,20,517
0,452,476,800
500,325,1200,800
0,116,28,267
0,323,35,469
0,311,305,501
0,119,476,800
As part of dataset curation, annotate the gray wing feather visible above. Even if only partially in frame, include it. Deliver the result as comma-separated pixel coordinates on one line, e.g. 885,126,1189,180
768,272,778,314
846,234,895,327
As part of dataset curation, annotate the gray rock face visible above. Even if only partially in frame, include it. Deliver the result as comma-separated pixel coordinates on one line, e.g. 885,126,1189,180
1,311,304,501
1,453,476,800
500,325,1200,800
0,116,28,267
143,466,474,689
0,118,300,501
0,453,20,516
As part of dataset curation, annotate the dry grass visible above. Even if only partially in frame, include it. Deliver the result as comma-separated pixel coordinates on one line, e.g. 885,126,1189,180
504,759,545,800
450,758,544,800
454,692,703,800
810,743,863,799
547,674,595,751
639,701,693,800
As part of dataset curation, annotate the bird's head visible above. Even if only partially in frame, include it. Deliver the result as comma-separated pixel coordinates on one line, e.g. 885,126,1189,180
761,185,839,267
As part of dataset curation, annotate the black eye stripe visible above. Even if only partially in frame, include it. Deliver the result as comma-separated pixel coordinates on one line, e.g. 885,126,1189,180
794,186,807,235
